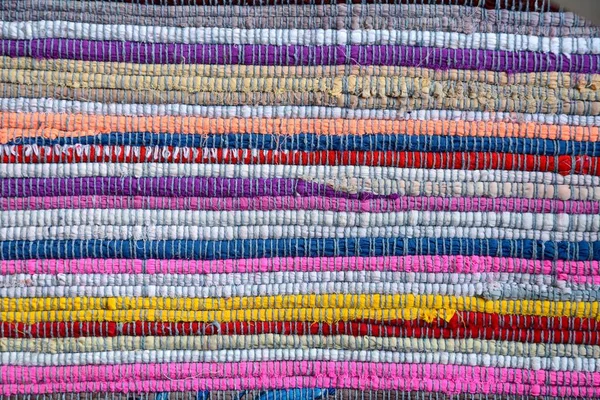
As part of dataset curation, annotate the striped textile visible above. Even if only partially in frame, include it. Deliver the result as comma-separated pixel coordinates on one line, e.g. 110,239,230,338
0,0,599,399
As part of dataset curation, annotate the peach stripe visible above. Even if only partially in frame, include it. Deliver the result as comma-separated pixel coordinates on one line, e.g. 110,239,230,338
0,113,598,143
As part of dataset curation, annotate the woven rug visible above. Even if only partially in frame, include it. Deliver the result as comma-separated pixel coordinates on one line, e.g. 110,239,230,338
1,0,600,398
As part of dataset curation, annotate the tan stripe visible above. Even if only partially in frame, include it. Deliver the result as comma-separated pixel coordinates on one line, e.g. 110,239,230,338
1,335,598,358
2,69,598,94
2,83,597,114
1,57,599,87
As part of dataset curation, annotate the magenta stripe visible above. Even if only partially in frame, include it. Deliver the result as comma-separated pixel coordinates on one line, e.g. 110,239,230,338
2,256,598,276
2,362,599,396
1,196,598,214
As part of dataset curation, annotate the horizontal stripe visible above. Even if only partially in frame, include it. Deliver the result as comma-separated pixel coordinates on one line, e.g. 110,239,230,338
3,349,599,371
3,319,599,345
3,335,597,358
7,133,600,156
3,295,596,317
0,13,593,36
0,223,600,242
1,114,597,141
1,225,597,244
2,57,598,86
4,210,596,231
0,308,457,323
1,41,598,72
7,86,594,114
1,175,598,201
8,83,596,112
4,56,598,84
2,362,599,395
2,256,597,275
1,278,596,300
3,99,600,127
0,177,383,199
1,238,598,261
0,3,584,26
2,23,599,53
6,312,600,332
3,164,595,185
19,70,592,93
2,196,598,214
0,151,597,176
2,71,597,115
0,271,588,288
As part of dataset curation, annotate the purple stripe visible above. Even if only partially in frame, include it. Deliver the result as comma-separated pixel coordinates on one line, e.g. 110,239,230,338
0,177,391,199
1,40,599,72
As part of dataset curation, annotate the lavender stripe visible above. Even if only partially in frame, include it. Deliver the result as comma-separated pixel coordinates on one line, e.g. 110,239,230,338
1,40,598,72
0,177,390,199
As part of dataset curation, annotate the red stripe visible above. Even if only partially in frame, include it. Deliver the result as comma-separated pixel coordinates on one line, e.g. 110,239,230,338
1,147,597,175
2,313,599,344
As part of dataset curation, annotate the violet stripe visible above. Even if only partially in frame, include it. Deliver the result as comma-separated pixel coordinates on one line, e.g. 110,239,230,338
1,257,598,276
1,362,599,396
0,195,598,214
0,177,387,199
0,40,598,72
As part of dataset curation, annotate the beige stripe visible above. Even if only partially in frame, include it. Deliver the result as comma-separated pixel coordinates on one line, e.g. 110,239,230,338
1,57,598,87
3,70,599,95
1,335,598,358
2,83,597,114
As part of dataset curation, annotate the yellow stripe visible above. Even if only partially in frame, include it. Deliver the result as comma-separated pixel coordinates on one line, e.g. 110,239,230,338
0,308,454,324
1,295,598,319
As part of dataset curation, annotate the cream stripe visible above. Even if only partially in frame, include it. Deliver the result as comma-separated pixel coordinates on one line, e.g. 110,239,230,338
1,336,598,358
2,99,600,126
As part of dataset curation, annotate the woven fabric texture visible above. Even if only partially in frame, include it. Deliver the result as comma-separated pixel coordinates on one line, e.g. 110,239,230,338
1,0,599,399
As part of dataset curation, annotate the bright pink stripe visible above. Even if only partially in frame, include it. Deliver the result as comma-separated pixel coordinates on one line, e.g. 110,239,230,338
1,196,597,214
2,362,599,395
2,256,599,276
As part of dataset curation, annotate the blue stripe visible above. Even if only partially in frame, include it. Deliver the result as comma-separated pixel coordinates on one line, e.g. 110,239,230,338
0,239,598,261
9,133,600,156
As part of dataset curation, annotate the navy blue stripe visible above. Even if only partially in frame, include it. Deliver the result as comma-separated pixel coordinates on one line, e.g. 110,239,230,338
0,239,598,261
9,133,600,156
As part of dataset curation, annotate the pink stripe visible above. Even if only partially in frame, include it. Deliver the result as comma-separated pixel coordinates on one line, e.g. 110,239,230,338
2,362,599,395
1,196,597,214
2,256,599,276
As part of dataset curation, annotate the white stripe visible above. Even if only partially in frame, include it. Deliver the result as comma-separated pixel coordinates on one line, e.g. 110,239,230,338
2,336,598,358
0,225,597,242
0,271,568,287
2,163,595,186
3,210,598,231
1,22,598,53
0,280,591,299
2,349,598,371
2,99,599,126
